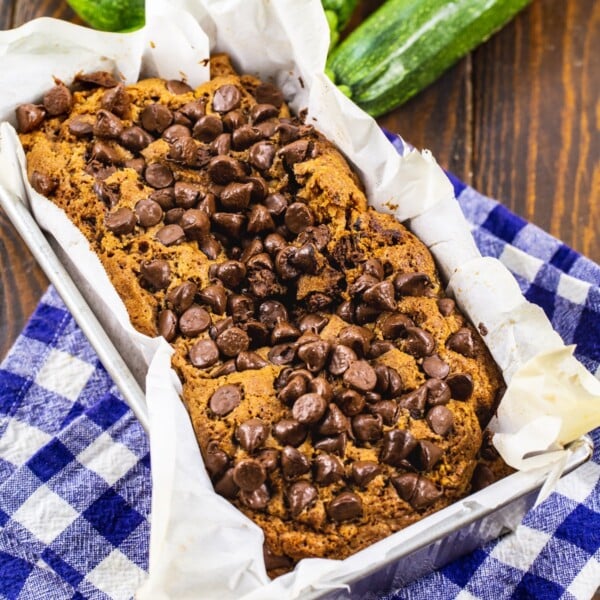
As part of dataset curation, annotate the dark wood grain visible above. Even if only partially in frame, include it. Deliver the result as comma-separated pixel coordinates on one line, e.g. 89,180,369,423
12,0,79,26
471,0,600,261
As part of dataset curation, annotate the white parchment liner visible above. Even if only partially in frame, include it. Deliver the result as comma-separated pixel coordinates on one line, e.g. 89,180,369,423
1,1,600,597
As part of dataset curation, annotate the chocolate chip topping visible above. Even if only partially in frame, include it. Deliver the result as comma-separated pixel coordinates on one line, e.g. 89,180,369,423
213,84,241,113
381,429,418,467
446,373,474,400
156,224,185,246
471,464,496,491
16,104,46,133
413,440,444,471
31,171,58,196
437,298,455,316
179,305,211,336
292,393,327,425
214,468,239,498
135,199,163,227
93,109,123,138
352,413,383,442
216,326,250,357
157,308,177,341
140,259,170,290
327,492,363,522
425,378,451,406
297,340,330,373
141,103,173,134
284,202,314,234
343,360,377,392
101,84,129,117
313,453,343,485
209,383,242,415
426,405,454,436
281,446,310,480
68,117,93,137
394,272,432,296
287,481,318,517
208,155,246,184
203,441,229,480
166,281,197,314
255,82,284,108
263,546,293,571
403,327,435,358
273,419,307,447
391,473,442,509
423,355,450,379
447,328,476,358
351,461,380,488
336,389,365,416
193,114,223,142
190,339,220,369
236,418,269,453
43,83,72,116
398,386,427,418
233,458,266,491
166,79,193,95
240,484,270,510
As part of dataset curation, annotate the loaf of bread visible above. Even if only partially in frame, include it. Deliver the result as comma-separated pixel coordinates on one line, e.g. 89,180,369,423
17,54,506,575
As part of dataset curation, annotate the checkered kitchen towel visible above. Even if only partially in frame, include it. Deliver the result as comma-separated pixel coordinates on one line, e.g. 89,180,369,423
1,133,600,599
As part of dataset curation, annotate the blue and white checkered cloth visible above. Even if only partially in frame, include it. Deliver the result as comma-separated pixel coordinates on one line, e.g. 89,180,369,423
1,132,600,599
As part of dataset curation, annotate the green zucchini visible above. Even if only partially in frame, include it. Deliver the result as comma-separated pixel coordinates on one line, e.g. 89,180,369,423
323,0,360,50
327,0,531,117
66,0,144,32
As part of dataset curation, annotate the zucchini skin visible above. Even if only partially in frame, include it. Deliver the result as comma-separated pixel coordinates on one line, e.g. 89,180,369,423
66,0,145,32
327,0,531,117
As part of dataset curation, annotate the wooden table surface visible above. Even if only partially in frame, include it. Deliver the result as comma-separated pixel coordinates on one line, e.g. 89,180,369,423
1,0,599,361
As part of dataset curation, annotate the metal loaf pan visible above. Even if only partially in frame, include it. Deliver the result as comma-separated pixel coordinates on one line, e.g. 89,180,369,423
0,186,593,599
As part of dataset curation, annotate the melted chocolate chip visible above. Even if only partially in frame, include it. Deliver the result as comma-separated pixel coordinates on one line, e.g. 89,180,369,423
236,351,268,371
214,468,239,498
351,461,381,488
31,171,58,196
232,458,266,491
166,79,193,95
327,492,363,522
423,355,450,379
437,298,455,316
425,378,452,407
236,418,269,453
318,403,348,436
338,326,373,357
335,389,365,416
273,419,307,447
281,446,310,480
284,202,314,234
68,117,93,137
446,373,474,400
208,155,246,184
426,405,454,436
101,84,129,117
393,272,432,296
15,104,45,133
292,393,327,425
197,284,226,315
391,473,442,509
203,441,229,480
240,484,270,510
135,199,163,227
216,326,250,358
381,429,418,467
179,305,211,336
277,375,307,405
157,309,177,342
313,453,343,485
412,440,444,471
263,546,293,571
43,83,72,116
287,481,318,517
209,384,242,415
314,433,347,456
140,259,170,290
167,281,197,314
141,103,173,134
297,340,330,373
398,386,427,418
403,327,436,358
156,224,185,246
447,328,476,358
93,109,123,138
145,163,174,189
352,413,383,442
213,84,241,112
247,205,275,234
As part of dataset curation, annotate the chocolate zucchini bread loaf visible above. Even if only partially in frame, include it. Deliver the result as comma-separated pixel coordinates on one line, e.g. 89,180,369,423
17,54,506,575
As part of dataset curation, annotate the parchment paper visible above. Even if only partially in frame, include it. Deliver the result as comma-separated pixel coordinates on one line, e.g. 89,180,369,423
1,1,600,598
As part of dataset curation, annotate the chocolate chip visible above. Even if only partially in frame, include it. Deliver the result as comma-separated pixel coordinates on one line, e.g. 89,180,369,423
354,303,379,325
394,272,432,296
327,492,363,522
284,202,314,234
247,204,275,234
203,441,229,480
245,142,275,172
15,103,46,133
209,156,246,185
338,326,373,357
214,326,249,358
161,124,191,144
318,404,348,436
173,182,201,209
246,176,269,202
212,212,246,238
279,140,310,167
209,384,242,415
140,103,173,134
250,103,279,123
447,328,476,358
256,449,279,473
211,317,233,339
274,246,300,280
214,468,239,498
392,474,442,509
233,458,266,492
426,405,454,436
343,360,377,393
125,157,145,175
43,83,72,116
255,82,284,108
240,484,270,510
246,252,275,272
192,114,223,142
277,375,307,405
297,225,330,252
381,429,418,467
213,84,241,112
208,132,230,156
351,461,381,488
75,71,119,88
263,546,293,571
378,313,412,340
68,117,93,137
267,344,295,365
94,109,123,138
236,418,269,454
200,236,222,260
166,79,193,94
197,284,226,315
314,454,343,485
314,433,346,456
165,208,185,225
335,389,365,416
156,224,185,246
369,400,398,426
227,294,255,323
352,413,383,442
145,163,174,189
446,373,474,400
236,351,268,371
281,446,310,480
132,200,161,229
398,386,427,418
412,440,444,471
31,171,58,196
335,301,354,324
425,378,451,406
271,322,300,345
263,233,287,255
150,187,175,210
158,309,177,342
292,393,327,425
210,360,236,378
140,259,170,290
273,419,307,447
350,274,380,296
221,110,244,132
165,281,197,314
362,281,397,311
471,464,495,491
178,305,211,337
296,315,328,335
255,301,286,331
308,377,333,402
215,260,246,289
438,298,455,316
101,84,129,117
403,327,435,358
180,99,206,121
423,355,450,379
190,339,220,368
232,125,263,150
360,258,383,280
290,243,318,274
219,182,252,211
287,481,318,517
297,340,330,373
